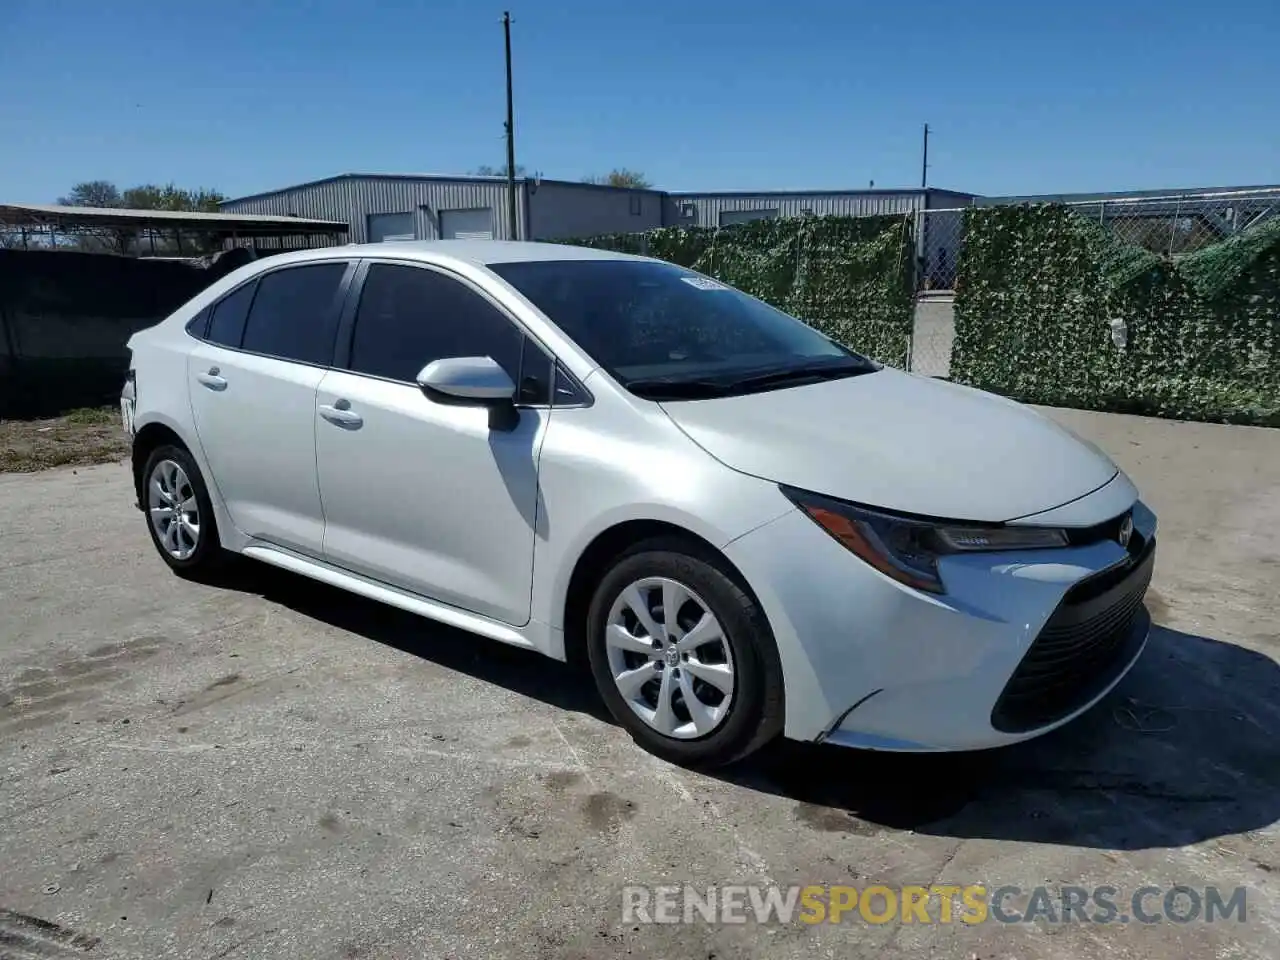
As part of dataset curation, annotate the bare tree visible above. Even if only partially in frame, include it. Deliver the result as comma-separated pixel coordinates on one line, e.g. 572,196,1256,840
471,164,527,178
582,169,652,189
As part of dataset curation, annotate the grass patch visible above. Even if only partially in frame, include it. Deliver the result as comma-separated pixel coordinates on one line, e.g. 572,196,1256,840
61,406,121,426
0,406,130,473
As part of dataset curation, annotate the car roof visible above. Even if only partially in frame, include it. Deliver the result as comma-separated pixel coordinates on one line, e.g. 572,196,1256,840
258,240,651,270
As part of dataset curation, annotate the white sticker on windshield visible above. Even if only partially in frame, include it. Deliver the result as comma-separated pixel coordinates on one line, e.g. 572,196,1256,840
680,276,729,291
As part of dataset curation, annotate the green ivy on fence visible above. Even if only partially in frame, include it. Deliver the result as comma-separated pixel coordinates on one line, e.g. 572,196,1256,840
568,215,916,367
951,205,1280,426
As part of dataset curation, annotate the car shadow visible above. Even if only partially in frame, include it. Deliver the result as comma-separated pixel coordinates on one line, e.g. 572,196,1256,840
207,559,611,723
729,624,1280,850
211,560,1280,851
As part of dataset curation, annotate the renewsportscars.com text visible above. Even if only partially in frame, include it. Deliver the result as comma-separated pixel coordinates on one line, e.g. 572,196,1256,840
622,883,1248,925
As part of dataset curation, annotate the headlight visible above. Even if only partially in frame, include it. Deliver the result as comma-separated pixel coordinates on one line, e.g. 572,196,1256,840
781,486,1068,594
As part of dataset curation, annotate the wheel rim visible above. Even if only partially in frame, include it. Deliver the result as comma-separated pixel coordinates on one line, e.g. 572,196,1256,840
604,576,736,740
148,459,200,560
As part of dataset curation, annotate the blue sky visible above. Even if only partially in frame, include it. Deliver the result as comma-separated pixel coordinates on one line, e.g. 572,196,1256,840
2,0,1276,202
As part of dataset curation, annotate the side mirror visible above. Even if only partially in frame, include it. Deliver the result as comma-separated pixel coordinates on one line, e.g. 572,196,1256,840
416,356,516,404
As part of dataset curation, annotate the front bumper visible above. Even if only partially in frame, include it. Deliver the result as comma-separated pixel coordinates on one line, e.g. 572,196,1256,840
724,485,1157,751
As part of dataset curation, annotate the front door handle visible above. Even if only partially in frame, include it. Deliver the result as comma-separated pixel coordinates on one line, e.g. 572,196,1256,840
196,367,227,390
318,402,363,429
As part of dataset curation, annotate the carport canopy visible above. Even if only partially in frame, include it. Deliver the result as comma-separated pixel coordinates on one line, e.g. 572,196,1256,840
0,202,348,238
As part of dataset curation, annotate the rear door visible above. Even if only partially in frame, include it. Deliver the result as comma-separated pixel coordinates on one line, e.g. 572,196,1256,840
187,260,354,556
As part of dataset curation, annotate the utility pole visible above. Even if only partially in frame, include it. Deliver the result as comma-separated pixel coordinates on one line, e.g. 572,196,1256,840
920,123,930,189
503,11,519,240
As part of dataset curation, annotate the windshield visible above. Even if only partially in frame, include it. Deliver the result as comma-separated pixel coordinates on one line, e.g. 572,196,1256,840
488,259,877,398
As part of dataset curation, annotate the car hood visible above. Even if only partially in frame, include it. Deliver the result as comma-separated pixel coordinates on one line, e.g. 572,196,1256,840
658,368,1118,523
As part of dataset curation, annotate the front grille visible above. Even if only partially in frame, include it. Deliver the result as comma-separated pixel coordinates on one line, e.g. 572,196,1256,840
1064,510,1127,546
991,538,1155,733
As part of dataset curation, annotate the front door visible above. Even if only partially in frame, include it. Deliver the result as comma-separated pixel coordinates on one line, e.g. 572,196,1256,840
314,261,549,626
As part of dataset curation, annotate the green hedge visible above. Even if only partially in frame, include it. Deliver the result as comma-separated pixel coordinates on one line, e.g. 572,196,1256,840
569,215,916,366
952,205,1280,425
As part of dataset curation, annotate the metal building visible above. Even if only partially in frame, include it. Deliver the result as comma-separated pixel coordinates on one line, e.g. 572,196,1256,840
527,179,664,238
220,174,521,243
220,174,976,246
220,173,665,244
663,188,974,229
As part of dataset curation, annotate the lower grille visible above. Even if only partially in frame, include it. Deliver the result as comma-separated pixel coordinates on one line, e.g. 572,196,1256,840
991,538,1155,733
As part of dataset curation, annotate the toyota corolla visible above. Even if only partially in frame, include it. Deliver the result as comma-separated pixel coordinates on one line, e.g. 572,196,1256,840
122,241,1156,765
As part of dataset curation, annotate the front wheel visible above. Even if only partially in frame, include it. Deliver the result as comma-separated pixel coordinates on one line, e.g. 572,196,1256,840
586,538,784,767
140,444,223,576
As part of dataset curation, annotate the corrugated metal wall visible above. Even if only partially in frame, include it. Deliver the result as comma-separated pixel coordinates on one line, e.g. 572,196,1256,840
664,191,931,229
924,189,976,210
221,178,979,248
527,181,664,239
221,176,528,242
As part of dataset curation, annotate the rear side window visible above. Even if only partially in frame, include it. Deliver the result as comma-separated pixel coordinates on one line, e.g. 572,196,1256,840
348,263,523,384
184,306,211,338
240,263,348,365
206,282,256,347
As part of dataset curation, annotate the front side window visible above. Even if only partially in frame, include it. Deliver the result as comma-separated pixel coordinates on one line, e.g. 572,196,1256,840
518,336,553,405
240,262,348,365
489,259,874,398
348,263,524,387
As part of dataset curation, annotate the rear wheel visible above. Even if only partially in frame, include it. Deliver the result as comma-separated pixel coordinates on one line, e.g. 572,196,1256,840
141,444,223,576
586,538,783,766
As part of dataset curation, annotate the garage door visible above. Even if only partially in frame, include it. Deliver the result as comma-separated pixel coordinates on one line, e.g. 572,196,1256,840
367,212,415,242
440,208,494,240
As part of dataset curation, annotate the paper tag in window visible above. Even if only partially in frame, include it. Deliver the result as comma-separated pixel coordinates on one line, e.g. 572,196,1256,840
680,276,729,291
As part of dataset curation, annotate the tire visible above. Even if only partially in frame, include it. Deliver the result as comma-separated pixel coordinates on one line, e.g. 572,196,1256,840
139,443,224,577
585,537,784,767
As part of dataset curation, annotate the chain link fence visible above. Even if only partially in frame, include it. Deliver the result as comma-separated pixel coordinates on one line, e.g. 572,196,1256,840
904,189,1280,382
906,208,965,376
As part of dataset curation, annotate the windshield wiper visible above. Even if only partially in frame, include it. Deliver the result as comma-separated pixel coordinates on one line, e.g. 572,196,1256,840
723,358,875,391
625,377,735,400
627,358,874,400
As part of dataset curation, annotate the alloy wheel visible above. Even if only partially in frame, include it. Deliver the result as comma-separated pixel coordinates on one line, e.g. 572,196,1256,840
148,459,200,560
604,576,736,739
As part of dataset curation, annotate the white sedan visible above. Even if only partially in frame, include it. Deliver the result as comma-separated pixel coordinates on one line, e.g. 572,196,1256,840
122,241,1156,765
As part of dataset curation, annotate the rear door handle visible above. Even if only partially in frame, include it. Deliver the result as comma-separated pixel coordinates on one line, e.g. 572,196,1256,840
318,402,363,429
196,367,227,390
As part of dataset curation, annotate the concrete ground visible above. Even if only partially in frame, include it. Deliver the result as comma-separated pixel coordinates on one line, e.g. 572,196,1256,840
909,293,955,378
1,407,1277,959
